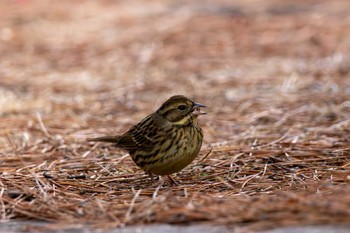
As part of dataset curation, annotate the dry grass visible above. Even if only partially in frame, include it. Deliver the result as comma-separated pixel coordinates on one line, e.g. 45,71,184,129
0,0,350,232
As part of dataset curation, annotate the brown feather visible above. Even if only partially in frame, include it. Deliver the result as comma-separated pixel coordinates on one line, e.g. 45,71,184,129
88,95,205,177
87,136,121,143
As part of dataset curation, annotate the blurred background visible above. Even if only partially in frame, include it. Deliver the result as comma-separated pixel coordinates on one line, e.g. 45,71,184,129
1,0,349,134
0,0,350,231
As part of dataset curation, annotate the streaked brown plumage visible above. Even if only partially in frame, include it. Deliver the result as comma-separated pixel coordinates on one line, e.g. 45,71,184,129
88,95,206,181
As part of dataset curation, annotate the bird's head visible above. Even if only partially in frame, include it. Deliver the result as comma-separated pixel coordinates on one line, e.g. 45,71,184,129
156,95,206,125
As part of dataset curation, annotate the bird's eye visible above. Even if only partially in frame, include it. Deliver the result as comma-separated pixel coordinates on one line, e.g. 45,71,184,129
177,105,187,111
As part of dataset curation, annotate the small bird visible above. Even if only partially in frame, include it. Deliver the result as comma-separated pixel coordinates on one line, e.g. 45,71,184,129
88,95,206,184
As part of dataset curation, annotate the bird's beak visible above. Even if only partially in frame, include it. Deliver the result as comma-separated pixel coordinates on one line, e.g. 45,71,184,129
194,102,206,108
192,102,207,115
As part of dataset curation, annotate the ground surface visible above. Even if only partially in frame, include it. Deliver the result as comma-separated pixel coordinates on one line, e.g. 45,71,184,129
0,0,349,232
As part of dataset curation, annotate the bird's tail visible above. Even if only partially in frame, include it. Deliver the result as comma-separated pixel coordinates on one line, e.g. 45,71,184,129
87,136,121,143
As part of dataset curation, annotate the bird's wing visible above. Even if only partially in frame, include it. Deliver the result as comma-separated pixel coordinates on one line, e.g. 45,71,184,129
119,114,162,150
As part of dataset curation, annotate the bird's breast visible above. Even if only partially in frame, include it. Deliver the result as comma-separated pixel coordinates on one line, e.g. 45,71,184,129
131,124,203,175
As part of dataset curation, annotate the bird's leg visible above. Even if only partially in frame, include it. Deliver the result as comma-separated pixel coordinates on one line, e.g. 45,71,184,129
148,173,178,186
147,173,165,187
148,173,163,184
148,173,156,183
167,175,179,186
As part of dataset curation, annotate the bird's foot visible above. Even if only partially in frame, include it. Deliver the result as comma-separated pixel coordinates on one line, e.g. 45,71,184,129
167,175,179,186
147,173,179,186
